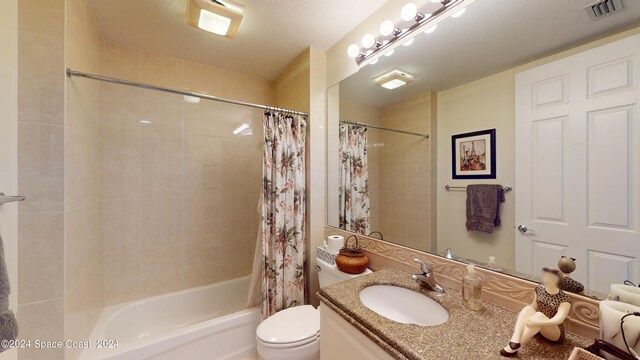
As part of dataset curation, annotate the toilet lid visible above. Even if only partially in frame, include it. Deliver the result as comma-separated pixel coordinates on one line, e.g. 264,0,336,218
256,305,320,345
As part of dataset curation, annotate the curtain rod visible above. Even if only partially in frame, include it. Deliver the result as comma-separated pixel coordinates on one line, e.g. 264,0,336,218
66,68,309,117
340,120,429,139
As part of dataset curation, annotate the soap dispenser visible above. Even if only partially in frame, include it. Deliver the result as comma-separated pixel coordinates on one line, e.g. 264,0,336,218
462,264,484,311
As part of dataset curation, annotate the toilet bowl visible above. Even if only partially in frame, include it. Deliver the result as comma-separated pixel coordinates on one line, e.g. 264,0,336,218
256,254,372,360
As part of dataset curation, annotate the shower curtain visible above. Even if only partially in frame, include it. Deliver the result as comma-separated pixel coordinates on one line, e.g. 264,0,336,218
247,111,307,319
338,124,370,234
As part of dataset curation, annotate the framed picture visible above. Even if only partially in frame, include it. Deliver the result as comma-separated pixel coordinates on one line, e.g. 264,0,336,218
451,129,496,179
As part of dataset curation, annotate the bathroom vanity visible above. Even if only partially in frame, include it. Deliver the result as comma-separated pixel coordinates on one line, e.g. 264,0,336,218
319,268,590,360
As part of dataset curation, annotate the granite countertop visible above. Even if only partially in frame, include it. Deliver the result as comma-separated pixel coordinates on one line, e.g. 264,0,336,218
318,268,591,360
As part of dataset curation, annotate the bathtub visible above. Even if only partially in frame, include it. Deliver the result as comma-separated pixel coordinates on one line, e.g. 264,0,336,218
81,276,260,360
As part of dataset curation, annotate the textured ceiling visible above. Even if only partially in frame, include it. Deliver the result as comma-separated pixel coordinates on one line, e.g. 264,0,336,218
340,0,640,107
87,0,388,80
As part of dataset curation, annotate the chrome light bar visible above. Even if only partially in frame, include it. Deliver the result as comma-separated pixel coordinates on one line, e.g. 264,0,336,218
348,0,476,66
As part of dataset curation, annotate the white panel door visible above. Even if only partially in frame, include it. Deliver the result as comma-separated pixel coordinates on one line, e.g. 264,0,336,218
516,34,640,294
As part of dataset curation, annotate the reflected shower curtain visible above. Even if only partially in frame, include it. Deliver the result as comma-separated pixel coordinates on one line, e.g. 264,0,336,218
247,111,307,319
338,124,370,234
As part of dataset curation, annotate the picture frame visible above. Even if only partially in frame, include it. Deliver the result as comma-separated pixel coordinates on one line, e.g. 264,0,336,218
451,129,496,179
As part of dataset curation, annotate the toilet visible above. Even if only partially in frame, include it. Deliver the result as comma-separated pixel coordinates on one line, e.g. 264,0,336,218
256,254,372,360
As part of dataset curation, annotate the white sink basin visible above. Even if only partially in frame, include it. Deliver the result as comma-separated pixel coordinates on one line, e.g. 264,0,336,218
359,285,449,326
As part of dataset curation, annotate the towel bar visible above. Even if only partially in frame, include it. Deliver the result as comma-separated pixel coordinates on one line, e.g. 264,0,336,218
0,193,26,206
444,185,512,193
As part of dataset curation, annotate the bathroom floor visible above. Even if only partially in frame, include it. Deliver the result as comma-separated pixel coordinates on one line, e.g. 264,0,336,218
240,354,259,360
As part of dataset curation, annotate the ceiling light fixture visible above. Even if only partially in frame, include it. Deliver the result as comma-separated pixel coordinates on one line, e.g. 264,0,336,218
187,0,244,38
346,0,476,66
374,69,415,90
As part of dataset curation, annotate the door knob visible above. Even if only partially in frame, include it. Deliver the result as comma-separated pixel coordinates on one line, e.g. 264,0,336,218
517,225,531,233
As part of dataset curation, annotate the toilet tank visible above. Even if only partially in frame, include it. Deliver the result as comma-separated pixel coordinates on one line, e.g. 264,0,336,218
317,257,372,288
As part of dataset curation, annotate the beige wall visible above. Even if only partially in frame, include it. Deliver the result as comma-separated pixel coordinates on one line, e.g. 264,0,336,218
436,27,640,270
379,92,436,252
64,0,105,357
0,1,18,359
16,0,66,359
274,47,327,306
101,41,274,306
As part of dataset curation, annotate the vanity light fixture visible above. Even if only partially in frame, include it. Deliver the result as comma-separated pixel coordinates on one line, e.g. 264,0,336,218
187,0,245,38
374,69,415,90
347,0,476,65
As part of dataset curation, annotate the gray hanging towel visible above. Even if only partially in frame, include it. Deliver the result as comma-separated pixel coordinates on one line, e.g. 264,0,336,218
465,184,505,234
0,234,18,351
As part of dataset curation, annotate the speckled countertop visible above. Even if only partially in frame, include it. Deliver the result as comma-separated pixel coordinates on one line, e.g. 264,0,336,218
318,268,591,360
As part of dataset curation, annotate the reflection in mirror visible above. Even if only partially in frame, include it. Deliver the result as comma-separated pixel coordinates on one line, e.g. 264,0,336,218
328,85,437,253
327,0,640,301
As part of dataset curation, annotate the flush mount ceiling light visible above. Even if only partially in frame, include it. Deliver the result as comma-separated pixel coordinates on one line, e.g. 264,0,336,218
347,0,476,66
187,0,244,38
374,69,415,90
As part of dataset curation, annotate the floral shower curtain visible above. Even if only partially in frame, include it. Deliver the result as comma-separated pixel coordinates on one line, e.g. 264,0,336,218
338,124,370,234
248,110,307,319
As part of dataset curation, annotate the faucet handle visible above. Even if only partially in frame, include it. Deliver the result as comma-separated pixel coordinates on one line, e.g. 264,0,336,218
413,258,432,274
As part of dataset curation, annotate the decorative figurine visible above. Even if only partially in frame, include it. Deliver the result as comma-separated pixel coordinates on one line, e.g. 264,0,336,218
558,256,585,294
500,268,572,357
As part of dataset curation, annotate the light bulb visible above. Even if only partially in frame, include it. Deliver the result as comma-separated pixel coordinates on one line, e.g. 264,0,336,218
451,7,466,18
424,24,437,34
430,0,441,3
361,33,375,48
401,3,418,21
379,20,395,37
403,38,414,47
369,58,379,65
384,49,395,57
347,44,360,58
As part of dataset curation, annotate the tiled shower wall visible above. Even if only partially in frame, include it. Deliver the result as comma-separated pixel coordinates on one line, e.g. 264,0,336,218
101,42,274,305
64,0,105,358
379,92,437,252
17,0,66,356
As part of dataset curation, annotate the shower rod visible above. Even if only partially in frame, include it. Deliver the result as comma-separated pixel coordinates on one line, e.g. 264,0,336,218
340,120,429,139
66,68,309,117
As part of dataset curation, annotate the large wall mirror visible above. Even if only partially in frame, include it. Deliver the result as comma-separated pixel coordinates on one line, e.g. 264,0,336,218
327,0,640,300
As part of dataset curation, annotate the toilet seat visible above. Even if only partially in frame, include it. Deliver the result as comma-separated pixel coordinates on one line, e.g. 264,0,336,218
256,305,320,349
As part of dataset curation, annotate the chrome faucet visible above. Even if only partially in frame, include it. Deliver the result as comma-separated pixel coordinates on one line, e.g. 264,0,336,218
411,258,445,293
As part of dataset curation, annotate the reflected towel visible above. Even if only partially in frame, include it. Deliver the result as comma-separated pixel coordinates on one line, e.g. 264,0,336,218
465,185,505,234
0,235,17,351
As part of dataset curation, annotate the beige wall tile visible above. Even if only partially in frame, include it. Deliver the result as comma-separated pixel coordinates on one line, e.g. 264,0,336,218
140,98,184,197
65,207,86,292
100,40,275,304
18,123,64,213
103,252,140,305
184,196,221,243
18,32,64,126
66,129,89,209
103,42,140,81
18,298,64,360
103,199,140,255
183,61,221,96
103,84,141,200
19,0,65,38
18,212,64,305
220,70,252,103
140,50,184,89
141,198,183,249
140,245,184,297
252,78,275,106
65,0,86,60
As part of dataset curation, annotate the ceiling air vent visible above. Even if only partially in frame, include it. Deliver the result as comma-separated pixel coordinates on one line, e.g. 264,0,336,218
585,0,624,21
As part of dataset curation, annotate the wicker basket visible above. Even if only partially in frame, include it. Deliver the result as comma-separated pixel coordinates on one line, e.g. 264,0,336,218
567,347,605,360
